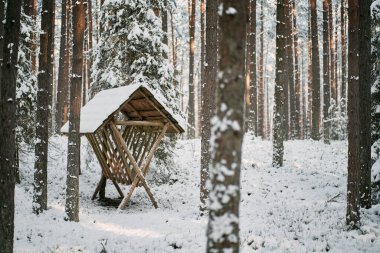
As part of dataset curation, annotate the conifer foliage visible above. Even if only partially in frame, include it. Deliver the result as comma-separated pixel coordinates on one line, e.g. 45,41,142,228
92,0,177,110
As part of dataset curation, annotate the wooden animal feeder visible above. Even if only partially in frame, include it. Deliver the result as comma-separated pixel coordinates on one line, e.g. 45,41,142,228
61,84,185,209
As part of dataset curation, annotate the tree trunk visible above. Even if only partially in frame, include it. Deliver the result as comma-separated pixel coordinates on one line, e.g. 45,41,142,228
33,0,55,214
0,0,4,85
341,0,347,106
170,11,177,71
284,0,295,140
245,2,251,133
302,51,308,139
65,0,85,222
0,1,22,251
273,0,286,168
322,0,331,144
56,0,70,133
292,0,301,139
266,73,270,139
200,0,217,209
358,0,371,210
187,0,196,138
206,1,247,252
87,0,93,88
328,0,337,103
257,0,265,138
23,0,34,62
307,7,312,138
248,0,257,135
310,0,321,140
346,0,371,228
49,2,56,131
162,0,168,55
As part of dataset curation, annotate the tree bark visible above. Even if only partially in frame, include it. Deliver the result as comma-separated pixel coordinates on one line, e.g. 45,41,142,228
49,2,56,131
257,0,265,138
328,0,337,103
206,1,247,252
307,7,312,138
358,0,371,210
33,0,55,214
310,0,321,140
65,0,85,222
87,0,93,88
284,0,295,140
322,0,331,144
162,0,168,55
273,0,286,168
292,0,301,139
346,0,372,228
56,0,70,133
245,2,251,133
341,0,347,106
200,0,217,209
170,11,177,71
0,0,22,251
187,0,196,138
248,0,257,135
0,0,4,83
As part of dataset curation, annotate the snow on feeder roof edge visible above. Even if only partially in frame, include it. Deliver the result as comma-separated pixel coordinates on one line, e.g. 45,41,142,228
60,83,185,134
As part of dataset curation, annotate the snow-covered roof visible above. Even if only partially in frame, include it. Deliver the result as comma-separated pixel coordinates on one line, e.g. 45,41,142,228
61,84,185,134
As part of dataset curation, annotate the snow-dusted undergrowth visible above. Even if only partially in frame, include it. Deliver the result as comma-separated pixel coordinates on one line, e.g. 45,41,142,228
14,136,380,252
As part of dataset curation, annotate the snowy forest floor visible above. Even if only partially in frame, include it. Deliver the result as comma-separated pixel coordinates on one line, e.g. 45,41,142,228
14,135,380,253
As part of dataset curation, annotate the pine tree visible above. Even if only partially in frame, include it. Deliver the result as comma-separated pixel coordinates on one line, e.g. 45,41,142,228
56,0,70,133
16,5,38,146
65,0,86,222
322,0,331,144
248,0,257,134
33,0,55,214
310,0,321,140
292,0,301,139
257,0,265,138
273,0,286,168
200,0,218,208
0,0,23,250
187,0,196,138
328,0,336,103
206,1,247,252
285,0,295,139
307,7,312,138
357,0,371,210
346,0,371,229
341,0,347,106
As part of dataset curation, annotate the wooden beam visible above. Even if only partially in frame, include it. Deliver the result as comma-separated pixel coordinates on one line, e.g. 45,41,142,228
141,123,169,176
138,131,156,167
110,122,158,209
138,90,181,133
88,134,112,180
91,174,106,200
108,124,133,184
111,180,124,198
114,120,164,127
125,103,143,120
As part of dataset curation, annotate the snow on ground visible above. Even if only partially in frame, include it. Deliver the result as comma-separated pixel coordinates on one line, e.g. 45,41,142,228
14,135,380,252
